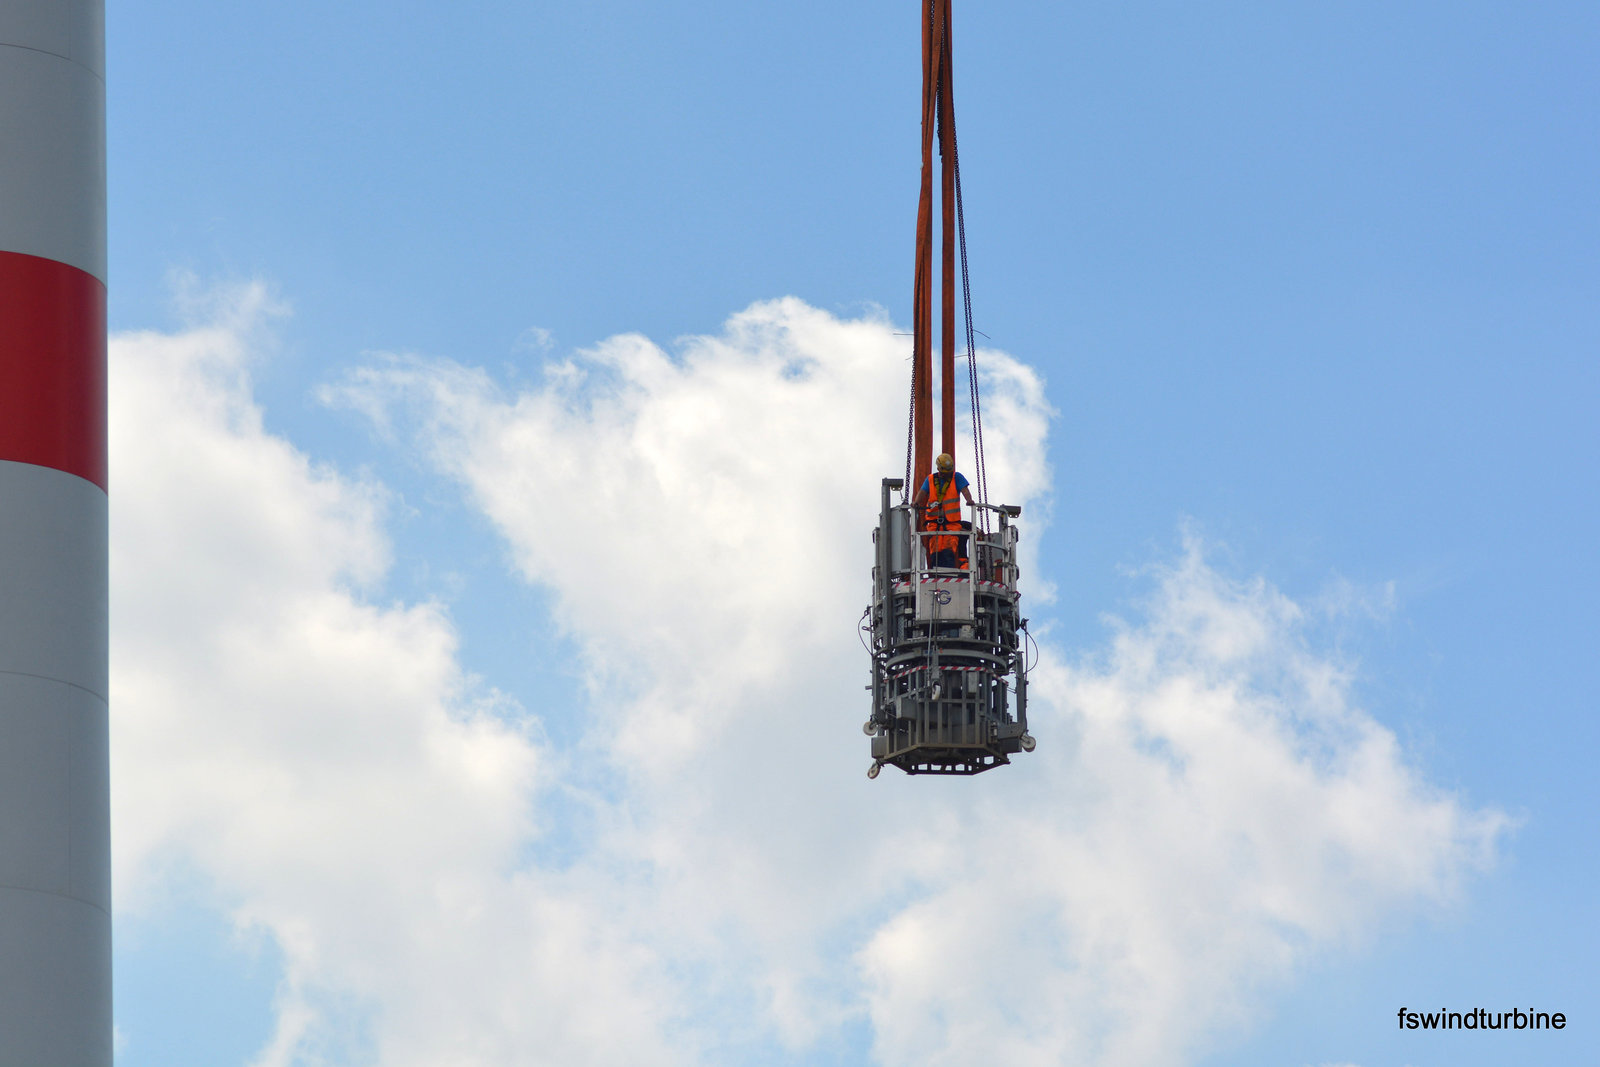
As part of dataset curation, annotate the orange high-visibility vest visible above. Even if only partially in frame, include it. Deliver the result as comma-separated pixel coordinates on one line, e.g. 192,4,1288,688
923,473,965,566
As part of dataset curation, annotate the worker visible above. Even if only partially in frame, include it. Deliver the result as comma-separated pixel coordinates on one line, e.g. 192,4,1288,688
914,452,976,569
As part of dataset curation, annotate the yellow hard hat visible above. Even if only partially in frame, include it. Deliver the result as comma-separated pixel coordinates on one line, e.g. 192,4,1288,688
935,453,954,473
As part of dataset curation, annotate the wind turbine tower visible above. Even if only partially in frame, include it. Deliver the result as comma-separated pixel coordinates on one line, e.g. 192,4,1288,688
0,0,111,1062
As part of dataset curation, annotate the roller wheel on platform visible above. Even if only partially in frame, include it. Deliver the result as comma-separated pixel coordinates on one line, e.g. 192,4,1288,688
867,761,882,779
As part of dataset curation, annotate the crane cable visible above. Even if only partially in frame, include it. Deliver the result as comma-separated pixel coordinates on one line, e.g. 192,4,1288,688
950,109,989,527
942,10,989,533
902,0,989,533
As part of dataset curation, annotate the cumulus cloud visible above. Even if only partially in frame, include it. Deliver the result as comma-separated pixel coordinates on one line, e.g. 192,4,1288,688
323,297,1505,1065
110,285,683,1066
112,286,1504,1066
855,542,1505,1067
325,299,1048,767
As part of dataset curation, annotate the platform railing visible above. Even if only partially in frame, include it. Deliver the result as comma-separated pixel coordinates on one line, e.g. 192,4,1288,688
890,500,1017,592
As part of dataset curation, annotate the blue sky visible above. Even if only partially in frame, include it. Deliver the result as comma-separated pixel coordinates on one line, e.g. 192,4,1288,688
107,2,1595,1065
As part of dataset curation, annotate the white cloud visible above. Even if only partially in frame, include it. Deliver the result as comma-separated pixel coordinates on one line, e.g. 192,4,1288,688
513,326,555,354
323,299,1049,768
855,541,1505,1067
111,284,685,1066
329,297,1504,1065
114,287,1505,1067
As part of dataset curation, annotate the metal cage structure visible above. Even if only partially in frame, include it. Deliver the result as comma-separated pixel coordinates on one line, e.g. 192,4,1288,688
864,477,1034,777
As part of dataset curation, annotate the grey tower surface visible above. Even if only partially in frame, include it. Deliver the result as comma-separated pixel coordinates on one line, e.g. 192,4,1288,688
0,0,111,1063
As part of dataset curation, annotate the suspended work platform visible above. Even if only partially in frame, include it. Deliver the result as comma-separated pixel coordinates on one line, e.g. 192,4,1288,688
858,0,1034,777
864,478,1034,777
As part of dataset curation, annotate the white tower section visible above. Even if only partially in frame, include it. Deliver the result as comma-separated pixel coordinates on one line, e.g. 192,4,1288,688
0,1,110,1063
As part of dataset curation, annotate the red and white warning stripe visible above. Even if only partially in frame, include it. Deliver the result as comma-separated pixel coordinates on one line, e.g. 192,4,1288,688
890,663,988,680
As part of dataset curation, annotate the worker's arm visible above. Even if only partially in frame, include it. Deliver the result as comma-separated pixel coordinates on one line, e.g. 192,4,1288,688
962,488,976,506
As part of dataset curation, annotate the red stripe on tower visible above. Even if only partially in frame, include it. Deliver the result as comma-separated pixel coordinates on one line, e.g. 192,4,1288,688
0,251,107,489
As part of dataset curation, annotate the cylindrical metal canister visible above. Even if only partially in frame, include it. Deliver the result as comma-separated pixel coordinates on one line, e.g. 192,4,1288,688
0,1,110,1063
887,507,911,574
